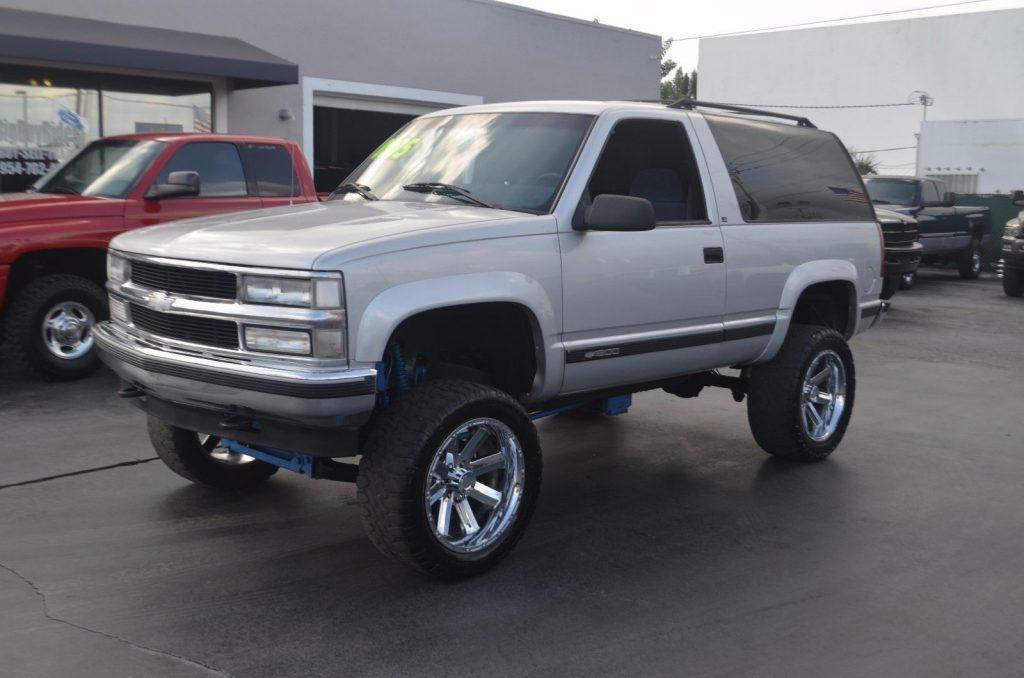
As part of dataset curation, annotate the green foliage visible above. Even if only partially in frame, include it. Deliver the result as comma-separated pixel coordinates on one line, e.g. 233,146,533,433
850,150,879,176
659,39,697,103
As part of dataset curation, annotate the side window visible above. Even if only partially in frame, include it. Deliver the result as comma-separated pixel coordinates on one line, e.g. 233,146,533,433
157,142,247,197
928,180,946,202
586,118,707,223
246,144,299,197
704,114,874,222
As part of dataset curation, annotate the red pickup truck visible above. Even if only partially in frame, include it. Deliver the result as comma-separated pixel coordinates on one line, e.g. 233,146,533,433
0,133,317,379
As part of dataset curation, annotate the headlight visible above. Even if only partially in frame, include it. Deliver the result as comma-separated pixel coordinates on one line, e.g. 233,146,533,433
107,253,129,284
242,276,344,308
1005,220,1022,238
243,326,312,355
244,276,312,307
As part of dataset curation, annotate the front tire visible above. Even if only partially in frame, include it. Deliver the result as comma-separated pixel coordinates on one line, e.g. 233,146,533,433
747,325,856,462
147,417,278,490
5,274,106,380
1003,268,1023,297
357,380,541,579
957,240,982,280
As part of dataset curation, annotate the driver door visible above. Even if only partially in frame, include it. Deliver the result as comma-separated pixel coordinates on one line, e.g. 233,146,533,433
125,141,259,229
558,115,726,394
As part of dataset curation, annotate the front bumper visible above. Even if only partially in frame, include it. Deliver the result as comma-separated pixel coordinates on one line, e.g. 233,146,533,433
885,242,923,275
94,321,376,456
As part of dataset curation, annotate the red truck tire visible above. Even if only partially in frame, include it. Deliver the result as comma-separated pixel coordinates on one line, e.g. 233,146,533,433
6,274,107,380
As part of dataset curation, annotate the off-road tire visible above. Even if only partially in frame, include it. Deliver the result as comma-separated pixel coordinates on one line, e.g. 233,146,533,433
147,417,278,490
357,379,542,579
5,274,106,380
747,324,855,462
957,240,982,280
1003,268,1023,297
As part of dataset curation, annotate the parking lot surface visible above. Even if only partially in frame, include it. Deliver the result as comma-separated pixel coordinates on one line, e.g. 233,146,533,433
1,269,1022,677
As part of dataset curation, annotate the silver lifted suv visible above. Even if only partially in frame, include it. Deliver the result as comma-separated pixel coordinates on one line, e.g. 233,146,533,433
96,100,886,578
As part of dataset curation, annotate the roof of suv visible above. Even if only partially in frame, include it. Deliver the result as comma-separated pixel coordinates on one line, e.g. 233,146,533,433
427,100,674,117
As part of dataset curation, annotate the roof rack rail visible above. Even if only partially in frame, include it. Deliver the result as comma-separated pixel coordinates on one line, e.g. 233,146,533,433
667,99,816,128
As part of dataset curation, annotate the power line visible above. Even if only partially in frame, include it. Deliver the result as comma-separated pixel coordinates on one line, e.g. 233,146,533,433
667,0,1001,42
853,145,918,153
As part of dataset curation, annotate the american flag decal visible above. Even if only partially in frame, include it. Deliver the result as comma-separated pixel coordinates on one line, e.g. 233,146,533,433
827,186,868,203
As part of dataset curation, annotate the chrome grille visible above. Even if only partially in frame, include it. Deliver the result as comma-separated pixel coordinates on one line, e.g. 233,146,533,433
881,221,919,247
129,304,239,349
130,260,237,300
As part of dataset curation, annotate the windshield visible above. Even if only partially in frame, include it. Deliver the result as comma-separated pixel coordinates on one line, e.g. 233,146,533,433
335,112,594,214
32,139,166,198
864,178,918,206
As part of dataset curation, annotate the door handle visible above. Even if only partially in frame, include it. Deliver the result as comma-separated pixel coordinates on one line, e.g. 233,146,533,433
703,247,724,264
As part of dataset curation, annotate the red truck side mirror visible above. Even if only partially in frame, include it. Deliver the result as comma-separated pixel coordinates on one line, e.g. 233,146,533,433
145,171,201,200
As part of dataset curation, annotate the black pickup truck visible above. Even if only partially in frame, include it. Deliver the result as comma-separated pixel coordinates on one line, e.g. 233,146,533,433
864,176,992,280
877,208,923,299
1000,190,1024,297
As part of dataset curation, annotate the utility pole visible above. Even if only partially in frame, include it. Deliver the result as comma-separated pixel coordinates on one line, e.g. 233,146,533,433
908,91,934,176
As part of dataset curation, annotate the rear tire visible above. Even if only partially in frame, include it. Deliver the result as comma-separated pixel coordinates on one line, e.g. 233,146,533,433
957,240,982,280
357,380,541,579
747,325,855,462
147,417,278,490
1003,268,1023,297
5,274,106,380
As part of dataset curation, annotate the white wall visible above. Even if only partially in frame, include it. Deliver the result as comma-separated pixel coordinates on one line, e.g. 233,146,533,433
698,8,1024,177
918,119,1024,194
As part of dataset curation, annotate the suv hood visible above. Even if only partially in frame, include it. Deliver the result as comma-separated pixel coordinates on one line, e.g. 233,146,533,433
111,199,523,269
0,192,125,224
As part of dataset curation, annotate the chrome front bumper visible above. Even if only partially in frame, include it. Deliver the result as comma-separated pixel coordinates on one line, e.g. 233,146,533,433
94,321,377,454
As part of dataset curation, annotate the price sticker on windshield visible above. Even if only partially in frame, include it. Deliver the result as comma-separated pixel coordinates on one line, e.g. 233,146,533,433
370,137,421,160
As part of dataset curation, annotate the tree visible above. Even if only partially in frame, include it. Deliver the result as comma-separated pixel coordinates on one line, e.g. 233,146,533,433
850,150,879,176
659,40,698,103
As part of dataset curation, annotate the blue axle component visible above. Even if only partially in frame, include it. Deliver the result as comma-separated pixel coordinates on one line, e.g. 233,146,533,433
530,393,633,420
221,438,316,476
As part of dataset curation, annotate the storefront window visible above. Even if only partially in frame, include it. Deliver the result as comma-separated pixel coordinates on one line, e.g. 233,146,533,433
102,90,212,137
1,70,212,193
0,84,99,192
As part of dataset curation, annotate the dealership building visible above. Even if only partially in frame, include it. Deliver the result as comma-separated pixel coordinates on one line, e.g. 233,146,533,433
0,0,660,193
698,8,1024,193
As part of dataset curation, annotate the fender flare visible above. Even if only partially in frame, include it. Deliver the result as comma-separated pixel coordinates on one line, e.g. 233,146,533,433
353,271,561,396
752,259,860,364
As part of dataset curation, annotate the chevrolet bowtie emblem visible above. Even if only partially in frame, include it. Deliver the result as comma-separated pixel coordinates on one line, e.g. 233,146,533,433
147,290,175,312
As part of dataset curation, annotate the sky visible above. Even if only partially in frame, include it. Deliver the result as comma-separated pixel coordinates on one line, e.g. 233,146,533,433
508,0,1024,72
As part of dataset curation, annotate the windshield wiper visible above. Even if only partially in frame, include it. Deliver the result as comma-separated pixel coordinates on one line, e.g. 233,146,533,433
402,182,494,209
332,182,378,201
871,198,892,205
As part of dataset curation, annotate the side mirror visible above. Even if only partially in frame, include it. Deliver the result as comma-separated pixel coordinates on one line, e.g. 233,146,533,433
942,191,956,208
1012,190,1024,207
145,171,200,200
577,194,656,232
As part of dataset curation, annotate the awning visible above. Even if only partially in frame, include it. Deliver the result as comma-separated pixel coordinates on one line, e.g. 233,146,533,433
0,8,298,89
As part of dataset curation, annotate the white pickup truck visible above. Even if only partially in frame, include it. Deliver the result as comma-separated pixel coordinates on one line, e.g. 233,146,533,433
96,100,886,578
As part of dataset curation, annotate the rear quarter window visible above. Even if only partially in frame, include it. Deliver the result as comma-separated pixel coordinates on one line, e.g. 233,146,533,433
704,114,874,223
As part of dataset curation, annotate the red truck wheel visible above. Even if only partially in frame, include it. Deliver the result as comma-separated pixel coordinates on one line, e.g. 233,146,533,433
5,274,106,380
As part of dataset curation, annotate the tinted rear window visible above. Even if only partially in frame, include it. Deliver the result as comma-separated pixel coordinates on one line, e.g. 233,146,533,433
704,114,874,222
246,143,299,197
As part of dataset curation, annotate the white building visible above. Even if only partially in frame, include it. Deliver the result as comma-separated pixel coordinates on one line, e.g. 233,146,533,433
698,8,1024,188
918,119,1024,194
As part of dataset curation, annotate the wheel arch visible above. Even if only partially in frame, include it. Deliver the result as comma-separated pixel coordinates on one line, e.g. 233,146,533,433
6,247,108,300
353,272,560,398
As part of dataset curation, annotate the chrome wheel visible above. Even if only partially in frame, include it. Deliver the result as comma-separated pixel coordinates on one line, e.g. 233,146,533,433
800,350,847,443
972,249,982,274
425,417,525,556
198,434,254,465
41,301,94,360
